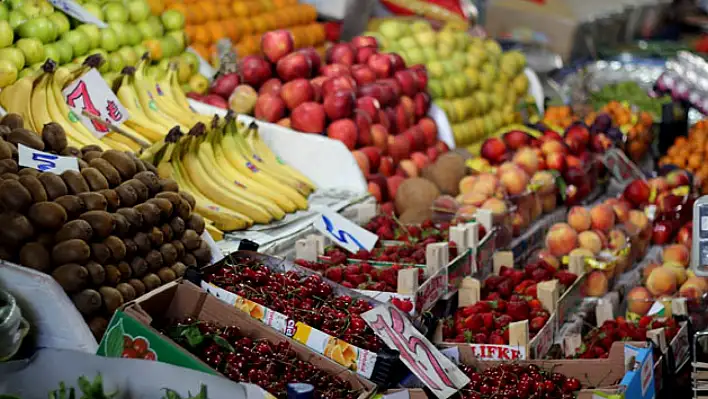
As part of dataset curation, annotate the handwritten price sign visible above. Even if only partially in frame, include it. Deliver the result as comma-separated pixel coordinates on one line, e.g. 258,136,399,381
362,305,469,399
48,0,107,27
18,144,79,174
62,68,129,138
312,208,378,253
603,148,645,184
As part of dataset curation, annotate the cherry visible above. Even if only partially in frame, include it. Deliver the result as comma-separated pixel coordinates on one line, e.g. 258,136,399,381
143,351,156,361
121,348,137,358
132,337,149,356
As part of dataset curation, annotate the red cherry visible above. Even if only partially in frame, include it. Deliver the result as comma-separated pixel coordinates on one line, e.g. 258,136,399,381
133,337,149,356
121,348,138,358
143,351,156,361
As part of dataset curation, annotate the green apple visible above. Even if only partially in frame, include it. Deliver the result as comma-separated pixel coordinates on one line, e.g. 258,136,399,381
413,31,435,47
133,43,148,59
147,15,163,37
124,26,142,46
136,20,155,39
15,38,44,64
165,30,185,52
7,9,27,29
442,78,456,99
17,2,41,18
398,36,418,50
484,39,502,57
0,47,24,69
463,68,479,90
62,29,90,57
53,39,73,64
378,20,408,41
102,71,119,86
0,20,12,47
43,42,61,63
108,22,129,46
82,2,104,21
406,48,425,66
450,74,469,96
474,91,489,113
117,45,137,68
384,42,401,55
48,11,70,35
127,0,151,23
427,79,443,99
99,27,119,52
77,24,100,49
107,51,124,72
449,56,465,71
188,73,208,94
0,59,18,88
38,0,53,16
442,61,457,74
159,35,178,58
454,32,469,50
513,74,529,95
410,20,432,33
426,61,444,79
160,9,184,31
17,17,57,44
102,2,129,23
18,67,34,78
436,42,454,59
175,57,194,83
436,30,456,49
422,47,436,62
0,3,8,20
85,48,109,72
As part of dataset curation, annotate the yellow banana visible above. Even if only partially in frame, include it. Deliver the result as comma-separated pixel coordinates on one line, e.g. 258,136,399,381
116,74,175,136
205,223,224,241
30,72,55,135
132,60,190,132
0,73,39,128
102,132,141,152
150,71,207,128
159,66,213,126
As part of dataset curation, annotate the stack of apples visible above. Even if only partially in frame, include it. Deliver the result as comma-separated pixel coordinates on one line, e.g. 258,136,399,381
364,19,528,151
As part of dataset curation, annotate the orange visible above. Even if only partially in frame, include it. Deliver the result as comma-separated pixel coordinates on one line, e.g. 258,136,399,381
689,153,703,170
188,4,206,24
231,2,249,17
192,24,211,45
199,1,218,21
309,23,325,44
148,0,166,14
184,24,197,43
245,1,263,15
261,14,277,31
206,23,226,43
222,18,241,41
143,39,163,60
299,4,317,22
190,43,209,59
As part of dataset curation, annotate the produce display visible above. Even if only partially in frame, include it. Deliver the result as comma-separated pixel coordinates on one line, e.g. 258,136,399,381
0,112,209,340
661,120,708,194
456,363,582,398
365,19,528,150
588,82,671,118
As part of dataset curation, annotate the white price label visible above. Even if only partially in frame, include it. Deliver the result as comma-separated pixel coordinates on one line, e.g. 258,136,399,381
362,305,469,399
62,68,129,138
18,144,79,174
312,208,378,253
47,0,107,27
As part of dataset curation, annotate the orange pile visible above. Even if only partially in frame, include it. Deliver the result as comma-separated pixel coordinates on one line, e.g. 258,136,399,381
167,0,325,61
660,120,708,193
587,101,653,162
542,105,575,130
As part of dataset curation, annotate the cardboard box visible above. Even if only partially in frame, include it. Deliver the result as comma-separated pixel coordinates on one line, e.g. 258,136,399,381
97,281,376,399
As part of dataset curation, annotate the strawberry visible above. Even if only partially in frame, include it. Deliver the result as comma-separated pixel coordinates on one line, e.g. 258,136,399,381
473,301,492,313
531,267,551,282
341,281,354,288
499,266,513,277
407,225,422,238
496,279,513,299
489,332,505,345
510,270,525,285
528,299,542,310
463,331,474,343
345,264,361,274
370,281,387,291
399,299,413,312
524,284,538,298
482,313,494,329
555,270,578,287
530,316,546,332
495,314,512,329
474,332,488,344
360,262,373,274
464,314,484,330
592,346,606,357
441,317,454,337
638,316,652,328
324,266,344,282
507,301,530,321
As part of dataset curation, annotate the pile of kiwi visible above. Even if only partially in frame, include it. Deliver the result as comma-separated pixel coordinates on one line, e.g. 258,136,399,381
0,113,212,340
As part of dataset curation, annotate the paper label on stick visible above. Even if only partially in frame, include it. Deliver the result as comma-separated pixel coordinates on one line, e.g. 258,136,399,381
362,305,469,399
18,144,79,174
671,322,690,370
62,68,129,138
603,148,645,183
312,208,378,253
48,0,108,27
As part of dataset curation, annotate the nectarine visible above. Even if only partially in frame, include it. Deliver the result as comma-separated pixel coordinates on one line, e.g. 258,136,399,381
546,223,578,257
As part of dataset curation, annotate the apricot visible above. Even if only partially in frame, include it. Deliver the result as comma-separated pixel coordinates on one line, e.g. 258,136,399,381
500,168,529,196
458,175,478,195
646,266,678,297
627,286,653,315
461,192,488,207
662,244,690,268
642,262,660,284
567,206,591,232
546,223,579,257
481,198,507,215
584,270,608,297
664,262,687,285
627,210,650,238
590,204,615,232
578,231,603,254
570,248,594,258
535,249,560,269
679,277,708,300
608,229,627,251
513,148,540,175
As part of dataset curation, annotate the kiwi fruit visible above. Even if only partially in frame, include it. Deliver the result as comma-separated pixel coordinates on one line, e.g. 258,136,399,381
112,213,130,237
155,192,191,219
91,243,111,264
160,224,173,242
8,128,44,150
178,191,196,210
18,175,48,203
116,283,136,302
17,168,39,177
1,172,18,180
54,195,85,218
0,179,32,211
116,208,142,232
56,220,93,243
60,146,81,158
89,158,122,187
0,139,11,160
102,236,126,261
52,239,91,265
0,245,14,261
19,242,51,272
41,122,68,153
394,177,441,215
28,202,68,230
77,159,89,170
0,159,18,174
0,114,23,130
147,197,173,220
117,261,132,279
185,214,206,235
157,267,177,284
159,178,179,192
82,151,103,163
148,226,164,246
98,189,120,210
181,229,201,250
85,261,105,285
134,232,151,254
115,183,138,207
142,160,158,174
172,240,185,259
126,152,146,173
182,253,197,268
99,286,124,313
80,210,115,237
38,173,68,200
130,256,148,277
192,241,212,266
81,145,103,154
145,249,163,271
134,203,161,227
52,263,89,292
0,126,8,139
0,212,34,244
36,232,54,248
124,179,149,203
73,289,102,316
105,265,121,286
128,279,146,297
399,206,434,224
78,192,107,211
142,273,162,292
134,171,161,195
160,243,178,265
81,167,109,191
171,262,187,277
88,317,108,340
61,170,90,194
169,217,185,237
101,150,136,180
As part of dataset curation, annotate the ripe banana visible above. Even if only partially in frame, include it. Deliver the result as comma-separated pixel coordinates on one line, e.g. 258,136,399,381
132,59,190,132
30,72,55,135
0,73,39,128
116,73,175,135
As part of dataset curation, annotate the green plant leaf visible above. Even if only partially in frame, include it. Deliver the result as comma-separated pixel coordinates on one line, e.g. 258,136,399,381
181,325,203,348
104,320,125,357
211,335,235,353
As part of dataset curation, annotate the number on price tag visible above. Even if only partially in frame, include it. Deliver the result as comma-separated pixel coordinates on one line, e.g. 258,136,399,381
62,68,129,138
603,148,645,184
312,208,378,253
47,0,107,27
362,305,469,399
18,144,79,174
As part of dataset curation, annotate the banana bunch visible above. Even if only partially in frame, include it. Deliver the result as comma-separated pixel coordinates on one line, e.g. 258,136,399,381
151,113,316,232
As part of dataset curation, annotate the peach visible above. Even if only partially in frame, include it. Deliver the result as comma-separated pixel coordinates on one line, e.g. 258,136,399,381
594,229,609,248
545,223,579,257
474,175,498,197
535,249,560,269
512,148,540,175
642,262,660,284
662,244,690,268
570,248,594,258
680,277,708,299
578,231,603,254
627,210,650,238
627,287,653,315
567,206,591,232
497,162,521,176
458,176,478,195
541,140,567,156
455,205,478,221
500,168,529,196
584,271,608,297
590,205,615,232
664,262,687,285
610,201,630,223
462,192,488,207
367,181,382,202
481,198,508,215
480,138,507,164
646,266,678,297
608,229,627,251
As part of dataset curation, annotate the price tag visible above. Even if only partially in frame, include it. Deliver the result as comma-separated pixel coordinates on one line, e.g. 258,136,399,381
312,208,378,253
362,304,470,399
603,148,645,184
47,0,107,27
463,344,526,360
18,144,79,174
62,68,129,138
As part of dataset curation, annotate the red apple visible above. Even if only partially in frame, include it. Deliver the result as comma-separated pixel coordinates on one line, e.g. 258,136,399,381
394,70,419,97
371,124,389,152
355,110,373,147
367,181,382,202
378,79,401,104
426,146,440,162
545,152,566,173
356,96,380,122
327,119,358,150
276,53,312,82
623,179,650,207
503,130,530,150
209,72,240,99
368,174,388,202
260,29,294,63
404,127,425,151
280,78,315,110
667,169,690,188
298,47,321,77
480,137,507,164
386,175,405,199
413,92,431,118
254,93,286,123
378,109,391,131
435,140,450,154
652,221,673,245
259,78,283,96
356,47,378,64
367,53,393,79
351,35,378,49
310,76,327,101
277,118,291,128
410,152,430,170
379,155,394,176
351,65,377,85
323,91,355,120
320,63,351,78
399,96,415,122
385,107,398,134
203,94,228,109
409,64,428,89
389,53,406,72
360,146,382,172
395,104,412,133
543,130,563,141
388,135,411,163
239,55,272,88
322,76,356,98
352,150,369,177
564,137,584,155
418,117,437,147
291,102,326,133
326,43,356,66
677,223,692,249
565,123,590,146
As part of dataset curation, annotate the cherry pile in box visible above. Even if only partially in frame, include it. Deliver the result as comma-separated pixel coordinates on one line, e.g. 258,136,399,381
455,363,582,399
202,257,384,353
294,258,424,293
164,318,359,399
364,214,487,244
